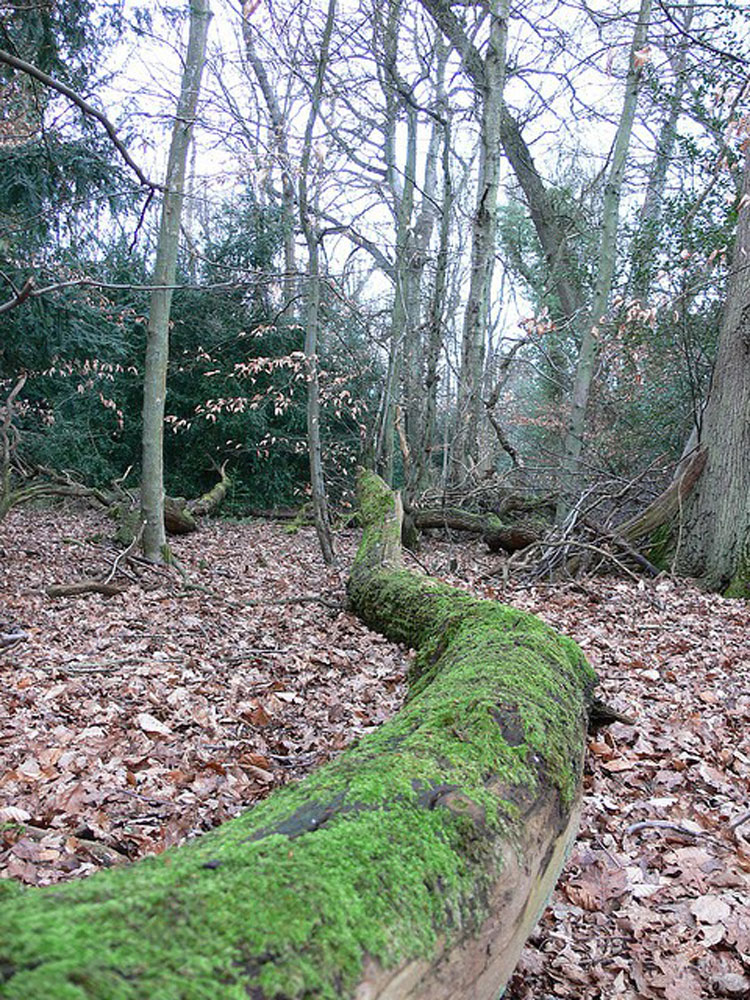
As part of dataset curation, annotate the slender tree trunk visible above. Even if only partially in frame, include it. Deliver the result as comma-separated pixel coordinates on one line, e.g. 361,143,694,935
373,0,413,485
451,0,509,482
414,64,452,494
630,0,694,301
299,0,336,564
403,38,448,495
498,110,585,329
676,144,750,593
242,26,299,313
557,0,651,514
140,0,210,562
417,0,510,483
302,238,334,564
377,102,417,484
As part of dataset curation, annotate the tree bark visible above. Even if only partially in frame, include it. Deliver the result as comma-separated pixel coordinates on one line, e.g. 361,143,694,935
418,0,510,482
298,0,337,565
140,0,211,562
675,144,750,593
413,44,452,495
375,29,417,484
242,24,299,312
498,110,584,328
373,7,442,489
0,471,596,1000
410,506,543,552
558,0,651,511
629,0,694,302
619,446,706,546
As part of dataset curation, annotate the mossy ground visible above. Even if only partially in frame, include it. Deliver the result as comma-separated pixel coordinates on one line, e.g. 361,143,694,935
0,472,595,1000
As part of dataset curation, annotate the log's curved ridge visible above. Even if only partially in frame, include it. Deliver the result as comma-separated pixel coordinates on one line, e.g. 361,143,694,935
0,471,596,1000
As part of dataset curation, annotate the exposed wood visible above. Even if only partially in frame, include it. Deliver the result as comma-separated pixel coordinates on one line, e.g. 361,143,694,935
619,447,707,545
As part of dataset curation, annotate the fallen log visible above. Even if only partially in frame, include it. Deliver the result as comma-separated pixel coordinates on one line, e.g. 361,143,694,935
411,506,542,552
619,447,707,546
109,465,231,542
163,496,197,535
0,471,596,1000
186,462,231,518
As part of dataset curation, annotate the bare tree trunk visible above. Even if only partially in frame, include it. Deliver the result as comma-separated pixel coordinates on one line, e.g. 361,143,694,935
417,0,510,484
455,2,508,481
557,0,651,513
376,97,417,483
373,0,415,484
498,110,585,329
414,52,452,494
242,24,299,313
630,0,694,301
299,0,336,565
676,144,750,593
140,0,211,562
403,37,449,495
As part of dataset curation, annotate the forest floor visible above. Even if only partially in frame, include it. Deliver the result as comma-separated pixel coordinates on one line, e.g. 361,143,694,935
1,505,749,999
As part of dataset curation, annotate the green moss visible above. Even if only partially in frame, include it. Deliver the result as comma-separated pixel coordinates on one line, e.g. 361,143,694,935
356,469,397,526
0,471,595,1000
283,503,314,535
725,560,750,598
645,523,674,571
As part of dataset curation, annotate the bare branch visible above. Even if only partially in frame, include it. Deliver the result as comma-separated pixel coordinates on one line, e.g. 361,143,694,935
0,48,161,190
0,277,34,315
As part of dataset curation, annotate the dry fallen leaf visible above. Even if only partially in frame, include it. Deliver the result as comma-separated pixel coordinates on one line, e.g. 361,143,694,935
136,713,173,738
0,805,31,823
690,894,732,925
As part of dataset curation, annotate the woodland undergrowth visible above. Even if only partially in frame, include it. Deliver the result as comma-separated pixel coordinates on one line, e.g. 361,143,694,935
0,507,748,999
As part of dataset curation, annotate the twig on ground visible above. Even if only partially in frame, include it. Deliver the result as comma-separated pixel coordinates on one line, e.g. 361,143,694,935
102,525,143,585
729,807,750,831
625,819,706,838
46,580,127,598
403,548,431,574
0,630,28,651
513,538,643,583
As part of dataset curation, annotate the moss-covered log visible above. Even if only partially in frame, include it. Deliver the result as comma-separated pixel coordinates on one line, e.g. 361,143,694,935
0,471,595,1000
187,463,231,518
